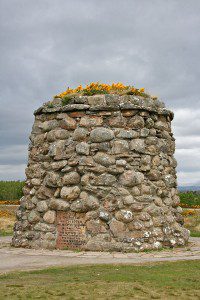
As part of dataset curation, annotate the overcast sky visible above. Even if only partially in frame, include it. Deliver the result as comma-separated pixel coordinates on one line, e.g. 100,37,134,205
0,0,200,186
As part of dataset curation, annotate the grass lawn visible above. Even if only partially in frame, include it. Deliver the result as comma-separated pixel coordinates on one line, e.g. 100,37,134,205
0,261,200,299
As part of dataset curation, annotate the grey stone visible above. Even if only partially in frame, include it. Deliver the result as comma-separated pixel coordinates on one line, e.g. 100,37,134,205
94,173,116,186
49,198,70,211
90,127,114,142
116,129,138,139
36,201,48,213
129,115,145,129
80,116,103,127
119,170,144,187
73,127,88,141
115,210,133,223
130,139,145,153
43,210,56,224
28,210,40,223
111,140,129,154
93,152,115,167
44,172,62,187
76,142,90,155
60,186,80,200
62,171,80,185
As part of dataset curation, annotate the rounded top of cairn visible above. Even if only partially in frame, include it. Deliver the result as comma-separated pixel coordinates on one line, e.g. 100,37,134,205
34,82,173,119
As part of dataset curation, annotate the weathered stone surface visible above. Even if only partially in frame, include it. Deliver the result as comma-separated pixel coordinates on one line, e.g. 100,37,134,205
93,152,115,166
73,127,88,141
43,210,56,224
76,142,90,155
116,129,138,139
94,173,116,186
109,219,126,238
62,172,80,185
80,116,103,127
115,210,133,223
59,114,77,130
90,127,114,142
44,172,62,187
49,198,70,211
36,201,48,213
108,115,127,127
28,210,40,223
119,170,144,187
111,140,129,154
130,139,145,153
60,186,80,200
129,115,145,129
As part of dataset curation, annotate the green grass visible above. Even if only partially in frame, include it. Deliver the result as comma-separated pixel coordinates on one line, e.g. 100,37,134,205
190,231,200,237
179,191,200,207
0,181,25,200
0,261,199,299
0,229,13,237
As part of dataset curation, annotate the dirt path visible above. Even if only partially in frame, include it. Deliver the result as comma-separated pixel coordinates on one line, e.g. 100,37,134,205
0,236,200,274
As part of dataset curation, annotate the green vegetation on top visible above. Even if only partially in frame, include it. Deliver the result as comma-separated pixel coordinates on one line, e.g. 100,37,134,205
0,181,25,201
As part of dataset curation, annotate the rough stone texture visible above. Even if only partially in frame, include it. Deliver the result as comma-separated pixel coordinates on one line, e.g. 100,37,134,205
12,94,189,251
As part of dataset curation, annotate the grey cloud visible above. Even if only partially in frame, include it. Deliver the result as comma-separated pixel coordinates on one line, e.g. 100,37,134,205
0,0,200,184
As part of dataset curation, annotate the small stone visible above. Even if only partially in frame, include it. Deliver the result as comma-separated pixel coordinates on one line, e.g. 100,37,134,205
80,116,103,127
164,174,177,187
62,172,80,185
140,128,149,137
44,172,62,187
119,170,144,187
87,94,106,106
90,127,114,142
129,115,145,129
132,186,141,196
109,219,126,238
116,159,127,167
46,129,69,142
28,210,40,223
108,115,127,127
60,186,80,200
94,152,115,167
86,220,107,234
116,129,138,139
147,170,161,181
43,210,56,224
41,120,59,132
123,195,135,205
60,114,77,130
115,210,133,223
99,211,110,222
73,127,88,141
76,142,90,155
49,198,70,211
36,201,48,212
94,173,116,186
130,139,145,153
34,222,55,232
111,140,129,154
31,178,41,186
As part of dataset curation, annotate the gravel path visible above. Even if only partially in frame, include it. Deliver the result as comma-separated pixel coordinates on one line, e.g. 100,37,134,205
0,236,200,274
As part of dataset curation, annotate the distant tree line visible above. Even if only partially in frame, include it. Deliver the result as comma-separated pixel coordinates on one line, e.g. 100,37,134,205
0,181,25,200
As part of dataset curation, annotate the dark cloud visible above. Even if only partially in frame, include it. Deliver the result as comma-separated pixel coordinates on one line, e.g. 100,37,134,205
0,0,200,184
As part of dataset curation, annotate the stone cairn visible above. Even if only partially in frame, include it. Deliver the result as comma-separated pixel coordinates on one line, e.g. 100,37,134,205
12,94,189,251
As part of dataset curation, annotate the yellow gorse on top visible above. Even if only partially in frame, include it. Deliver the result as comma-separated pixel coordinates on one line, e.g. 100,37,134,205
55,82,149,98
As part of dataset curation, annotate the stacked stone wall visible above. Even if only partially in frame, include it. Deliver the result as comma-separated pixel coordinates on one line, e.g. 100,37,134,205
12,94,189,251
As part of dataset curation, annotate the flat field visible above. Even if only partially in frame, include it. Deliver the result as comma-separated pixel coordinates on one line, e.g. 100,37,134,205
0,261,199,299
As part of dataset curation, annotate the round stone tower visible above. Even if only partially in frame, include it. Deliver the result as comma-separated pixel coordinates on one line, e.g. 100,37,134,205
12,94,189,251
